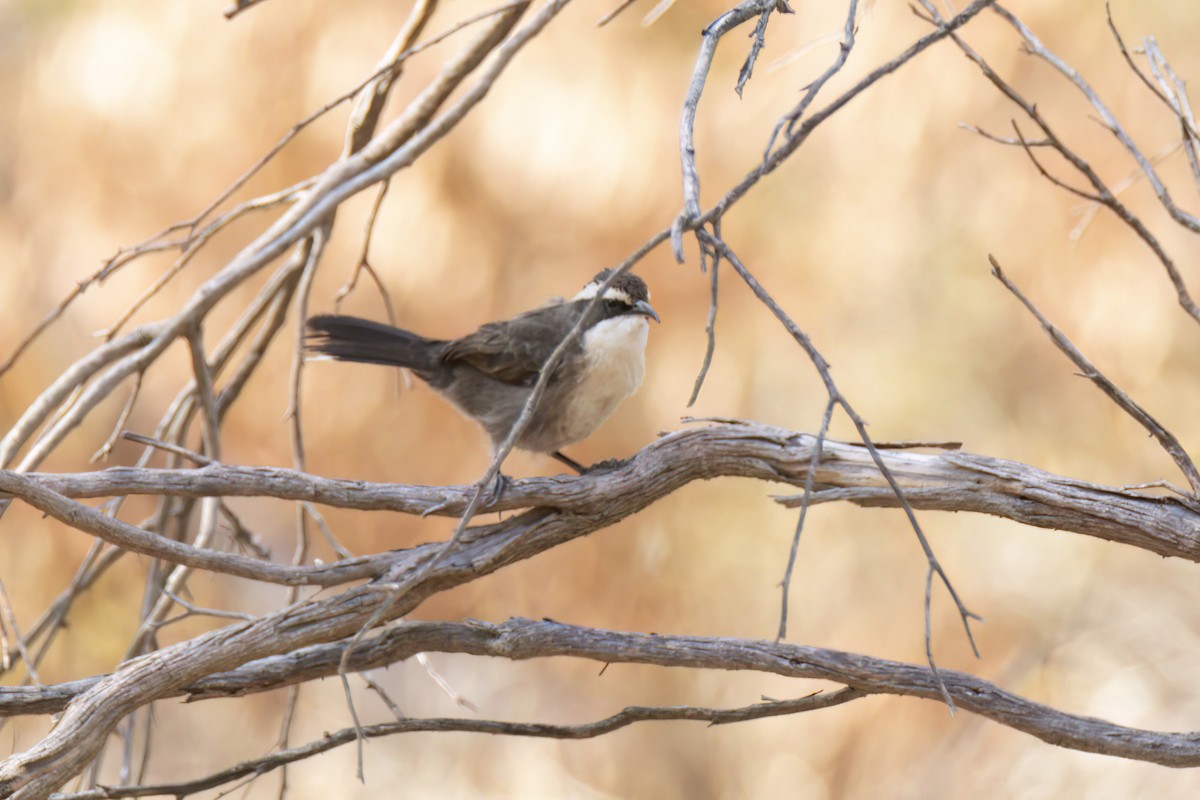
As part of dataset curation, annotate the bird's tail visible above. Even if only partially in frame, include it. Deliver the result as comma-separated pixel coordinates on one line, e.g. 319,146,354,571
305,314,442,373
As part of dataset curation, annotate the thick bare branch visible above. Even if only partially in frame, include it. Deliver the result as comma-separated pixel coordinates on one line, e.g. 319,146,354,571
0,470,392,587
10,421,1200,562
8,618,1200,770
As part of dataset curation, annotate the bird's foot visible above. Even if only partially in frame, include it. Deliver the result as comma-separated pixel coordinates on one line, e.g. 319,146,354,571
488,472,512,505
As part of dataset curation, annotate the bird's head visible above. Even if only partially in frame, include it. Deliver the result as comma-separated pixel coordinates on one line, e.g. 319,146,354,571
573,270,660,323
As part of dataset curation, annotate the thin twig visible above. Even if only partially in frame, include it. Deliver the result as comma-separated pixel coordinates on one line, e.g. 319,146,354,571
416,652,479,711
1141,37,1200,190
121,432,212,466
776,397,834,642
90,374,143,463
302,502,354,561
704,233,981,676
641,0,678,26
706,0,995,229
958,122,1050,147
339,671,369,782
359,671,406,720
0,575,40,687
95,181,313,341
333,180,398,326
125,328,227,656
991,3,1200,234
218,503,272,559
1104,1,1171,107
156,591,257,625
687,232,721,407
1068,140,1183,242
675,0,785,259
596,0,636,27
990,256,1200,496
736,2,794,98
920,0,1200,326
48,690,862,799
286,233,326,473
768,0,859,155
1009,121,1103,201
274,685,301,800
223,0,271,19
924,566,955,711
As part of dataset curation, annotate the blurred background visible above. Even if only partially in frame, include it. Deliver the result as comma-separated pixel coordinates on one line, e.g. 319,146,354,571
3,0,1200,796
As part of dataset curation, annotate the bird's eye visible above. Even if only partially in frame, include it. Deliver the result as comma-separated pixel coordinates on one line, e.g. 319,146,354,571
606,299,627,314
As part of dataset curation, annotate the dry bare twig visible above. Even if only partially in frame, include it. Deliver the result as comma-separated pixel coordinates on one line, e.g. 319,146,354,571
992,4,1200,234
927,0,1200,326
990,257,1200,496
48,688,862,799
699,236,981,710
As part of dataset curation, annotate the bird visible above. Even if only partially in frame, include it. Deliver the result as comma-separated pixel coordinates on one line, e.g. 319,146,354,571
305,269,659,474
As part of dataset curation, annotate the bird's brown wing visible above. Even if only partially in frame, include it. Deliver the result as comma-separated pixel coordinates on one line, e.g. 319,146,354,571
440,302,580,387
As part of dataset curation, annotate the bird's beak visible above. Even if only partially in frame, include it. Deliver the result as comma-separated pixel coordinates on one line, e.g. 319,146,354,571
634,300,661,323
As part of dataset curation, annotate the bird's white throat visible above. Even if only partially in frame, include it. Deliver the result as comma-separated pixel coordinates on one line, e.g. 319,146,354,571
558,315,648,444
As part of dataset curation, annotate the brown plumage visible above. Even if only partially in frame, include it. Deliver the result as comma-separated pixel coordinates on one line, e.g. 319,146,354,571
305,270,658,464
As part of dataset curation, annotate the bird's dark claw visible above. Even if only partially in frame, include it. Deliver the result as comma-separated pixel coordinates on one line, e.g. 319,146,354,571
489,472,512,505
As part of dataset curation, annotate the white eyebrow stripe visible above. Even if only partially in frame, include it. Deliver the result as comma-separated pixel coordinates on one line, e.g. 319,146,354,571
573,284,633,305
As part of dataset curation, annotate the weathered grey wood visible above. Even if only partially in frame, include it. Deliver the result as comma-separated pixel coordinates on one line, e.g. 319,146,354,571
7,420,1199,795
14,421,1200,561
6,618,1200,770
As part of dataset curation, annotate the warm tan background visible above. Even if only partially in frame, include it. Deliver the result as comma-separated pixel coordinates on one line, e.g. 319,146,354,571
4,0,1200,796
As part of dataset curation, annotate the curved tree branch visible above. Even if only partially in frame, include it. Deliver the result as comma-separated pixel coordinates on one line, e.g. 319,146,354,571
7,618,1200,773
8,421,1199,563
5,412,1198,793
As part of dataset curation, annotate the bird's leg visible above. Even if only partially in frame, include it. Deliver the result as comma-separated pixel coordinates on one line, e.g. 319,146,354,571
551,450,630,475
551,450,587,474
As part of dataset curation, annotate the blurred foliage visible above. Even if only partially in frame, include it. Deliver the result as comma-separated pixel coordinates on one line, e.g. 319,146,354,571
3,0,1200,796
